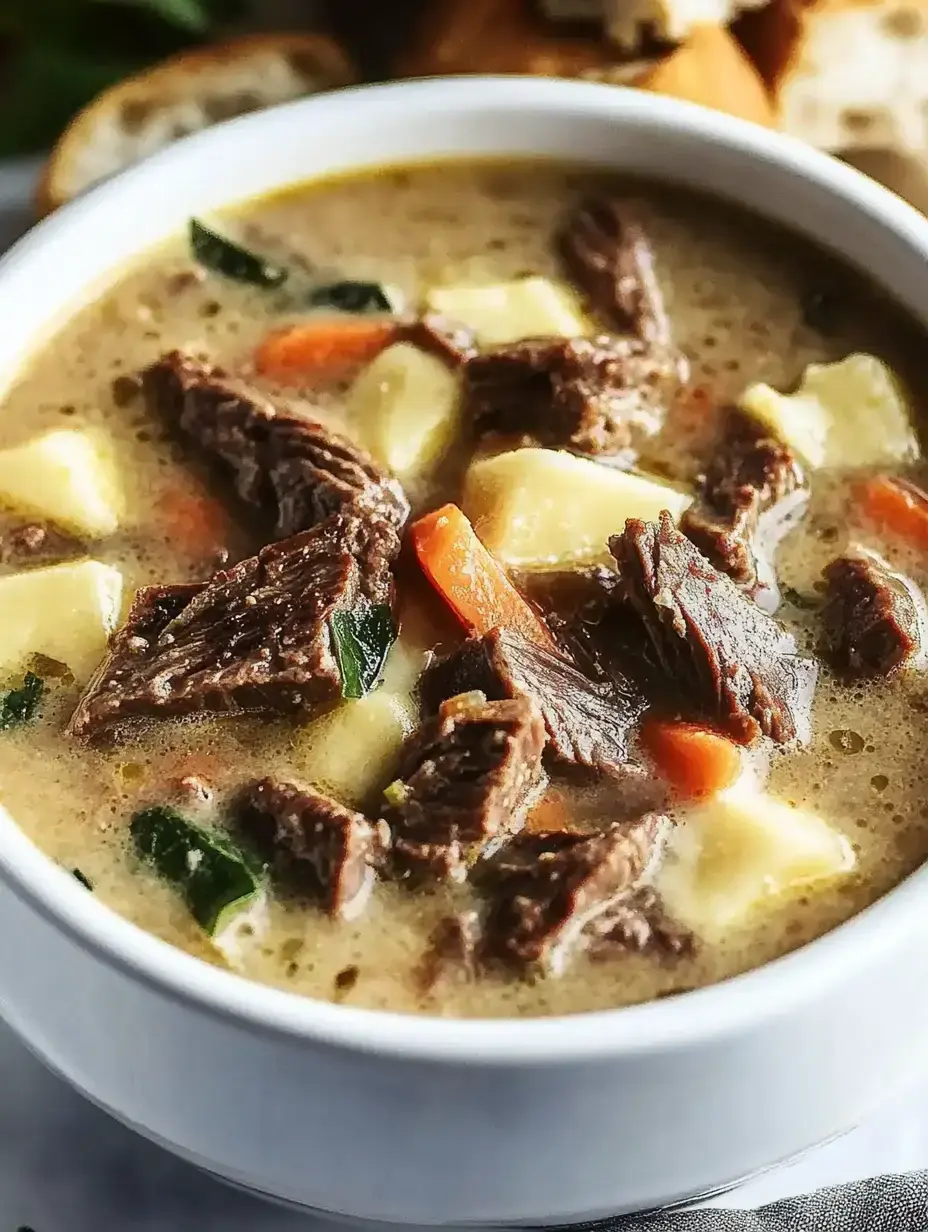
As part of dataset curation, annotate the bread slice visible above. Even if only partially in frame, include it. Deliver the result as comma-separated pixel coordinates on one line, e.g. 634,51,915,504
602,0,772,51
637,25,775,126
738,0,928,154
395,0,629,78
36,33,357,216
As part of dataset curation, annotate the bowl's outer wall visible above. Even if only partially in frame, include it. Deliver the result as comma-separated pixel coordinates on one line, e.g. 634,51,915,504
1,80,928,1224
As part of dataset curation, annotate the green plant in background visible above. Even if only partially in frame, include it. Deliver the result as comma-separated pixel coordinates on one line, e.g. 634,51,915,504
0,0,246,156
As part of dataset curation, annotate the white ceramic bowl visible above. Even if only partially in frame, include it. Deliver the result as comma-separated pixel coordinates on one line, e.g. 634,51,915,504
1,77,928,1228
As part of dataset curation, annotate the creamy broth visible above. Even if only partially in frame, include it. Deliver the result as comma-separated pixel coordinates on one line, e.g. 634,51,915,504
3,161,928,1017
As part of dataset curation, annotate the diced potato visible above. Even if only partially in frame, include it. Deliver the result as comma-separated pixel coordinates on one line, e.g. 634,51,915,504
425,277,590,347
292,690,418,807
463,448,690,570
0,429,124,537
658,780,856,939
347,342,461,479
0,560,123,681
739,354,919,471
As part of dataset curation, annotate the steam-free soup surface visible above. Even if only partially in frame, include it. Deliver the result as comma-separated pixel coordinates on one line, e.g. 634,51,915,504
3,161,928,1017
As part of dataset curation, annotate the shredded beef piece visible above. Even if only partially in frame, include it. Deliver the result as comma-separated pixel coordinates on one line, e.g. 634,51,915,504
398,314,478,366
479,814,668,974
385,692,546,884
68,513,397,742
556,196,670,347
819,555,922,678
111,372,142,407
464,334,670,455
420,627,646,775
238,778,389,920
1,522,85,567
681,411,806,589
610,512,817,744
418,911,482,990
141,351,409,537
586,886,694,959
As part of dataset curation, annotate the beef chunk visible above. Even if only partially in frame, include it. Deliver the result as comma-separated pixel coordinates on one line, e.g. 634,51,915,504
480,814,668,974
556,196,670,347
819,555,922,678
238,777,389,919
610,513,817,744
141,351,409,537
586,886,694,959
418,911,482,990
420,627,646,775
68,513,396,742
398,314,478,366
464,334,670,456
0,522,85,567
385,692,546,883
681,411,806,589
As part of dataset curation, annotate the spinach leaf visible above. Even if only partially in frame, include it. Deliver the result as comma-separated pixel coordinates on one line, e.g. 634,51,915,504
98,0,210,30
130,805,261,935
329,604,396,700
189,219,288,288
72,867,94,890
0,673,45,730
308,281,394,315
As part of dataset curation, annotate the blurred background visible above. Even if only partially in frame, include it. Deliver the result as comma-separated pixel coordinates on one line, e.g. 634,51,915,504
3,0,928,216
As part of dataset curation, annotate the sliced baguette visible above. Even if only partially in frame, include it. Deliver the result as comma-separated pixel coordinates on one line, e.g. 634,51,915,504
637,25,775,126
36,33,356,216
738,0,928,154
395,0,633,79
603,0,773,51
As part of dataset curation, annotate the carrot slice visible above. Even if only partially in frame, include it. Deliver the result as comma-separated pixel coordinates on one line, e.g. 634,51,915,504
410,503,555,649
254,318,396,382
641,719,742,800
858,475,928,551
155,486,230,560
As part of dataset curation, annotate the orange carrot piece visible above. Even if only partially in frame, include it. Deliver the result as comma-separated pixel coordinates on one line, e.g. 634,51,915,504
410,504,555,650
255,318,396,382
858,475,928,551
155,486,230,560
641,719,742,800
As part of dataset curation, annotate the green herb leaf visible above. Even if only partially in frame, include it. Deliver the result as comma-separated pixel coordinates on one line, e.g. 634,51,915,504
0,673,44,730
329,604,396,700
130,805,261,935
72,867,94,890
98,0,210,30
308,281,394,315
189,219,288,288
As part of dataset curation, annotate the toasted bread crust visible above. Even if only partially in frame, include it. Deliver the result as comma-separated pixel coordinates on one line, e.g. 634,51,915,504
394,0,618,79
36,33,357,216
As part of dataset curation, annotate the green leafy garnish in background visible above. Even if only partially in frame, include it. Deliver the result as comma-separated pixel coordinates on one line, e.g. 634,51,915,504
0,672,44,729
329,604,396,700
308,280,395,315
190,218,289,288
0,0,245,157
131,804,262,936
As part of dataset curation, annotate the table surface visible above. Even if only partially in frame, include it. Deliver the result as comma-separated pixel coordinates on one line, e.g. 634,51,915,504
2,150,928,1230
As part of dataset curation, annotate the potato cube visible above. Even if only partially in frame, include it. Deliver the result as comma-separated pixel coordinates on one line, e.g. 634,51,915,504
463,447,690,569
0,560,123,682
426,277,590,347
740,353,919,470
658,781,855,939
0,429,124,538
347,342,461,479
292,690,418,807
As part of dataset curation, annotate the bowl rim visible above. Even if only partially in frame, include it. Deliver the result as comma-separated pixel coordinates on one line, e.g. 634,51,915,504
2,74,928,1065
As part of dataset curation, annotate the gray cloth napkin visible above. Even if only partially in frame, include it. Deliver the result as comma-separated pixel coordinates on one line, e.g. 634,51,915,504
538,1174,928,1230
